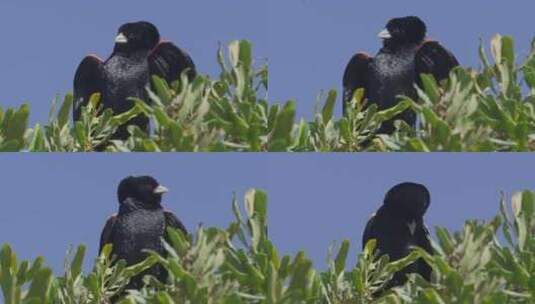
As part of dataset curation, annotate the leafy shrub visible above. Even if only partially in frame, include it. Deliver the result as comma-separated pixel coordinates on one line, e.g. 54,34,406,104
3,35,535,151
1,189,533,303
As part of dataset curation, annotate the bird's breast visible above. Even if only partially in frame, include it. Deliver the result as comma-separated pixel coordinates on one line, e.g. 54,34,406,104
369,50,417,109
113,210,166,264
102,57,150,112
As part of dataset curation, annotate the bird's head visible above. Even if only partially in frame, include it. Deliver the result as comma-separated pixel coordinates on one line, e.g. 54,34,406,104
383,182,430,220
379,16,426,49
113,21,160,54
117,175,168,207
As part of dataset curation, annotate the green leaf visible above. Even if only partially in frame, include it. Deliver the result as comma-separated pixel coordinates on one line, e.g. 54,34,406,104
268,100,295,151
151,75,173,105
334,240,350,275
28,124,45,152
70,245,86,279
419,73,441,104
229,40,252,68
501,35,515,68
58,94,74,128
4,104,29,144
74,121,87,148
321,90,337,122
26,268,52,300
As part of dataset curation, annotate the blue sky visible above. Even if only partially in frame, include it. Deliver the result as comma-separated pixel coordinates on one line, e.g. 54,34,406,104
0,1,267,124
1,153,533,272
269,0,535,119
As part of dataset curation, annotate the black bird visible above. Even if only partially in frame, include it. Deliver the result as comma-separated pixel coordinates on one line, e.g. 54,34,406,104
343,16,459,133
74,21,196,140
99,176,188,289
362,182,433,287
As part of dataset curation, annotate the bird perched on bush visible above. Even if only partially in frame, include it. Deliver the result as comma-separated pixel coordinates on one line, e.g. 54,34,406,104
73,21,196,140
99,175,188,289
343,16,458,133
362,182,433,287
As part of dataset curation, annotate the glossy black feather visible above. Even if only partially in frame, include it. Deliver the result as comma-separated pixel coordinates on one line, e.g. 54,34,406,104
99,210,188,260
362,182,433,287
415,41,459,85
73,56,104,121
149,42,197,84
343,16,458,133
164,210,189,235
368,46,420,133
73,21,196,141
343,53,371,115
99,214,117,254
99,176,187,290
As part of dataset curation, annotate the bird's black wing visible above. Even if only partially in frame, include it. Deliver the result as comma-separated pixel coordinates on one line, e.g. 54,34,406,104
73,55,104,121
362,211,412,286
417,223,433,253
99,214,117,254
343,53,372,115
164,210,188,236
149,42,197,85
362,213,377,250
415,223,434,281
415,41,459,85
363,207,412,258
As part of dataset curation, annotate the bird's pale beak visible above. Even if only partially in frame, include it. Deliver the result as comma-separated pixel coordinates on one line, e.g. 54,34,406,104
153,185,169,194
115,33,128,44
378,29,392,39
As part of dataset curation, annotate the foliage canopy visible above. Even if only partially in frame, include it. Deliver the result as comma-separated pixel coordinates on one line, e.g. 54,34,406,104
0,189,533,303
3,36,535,151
